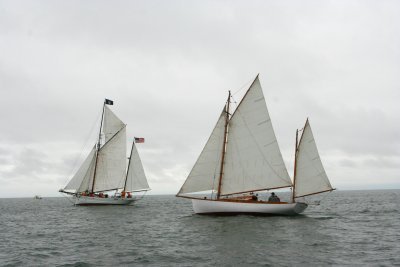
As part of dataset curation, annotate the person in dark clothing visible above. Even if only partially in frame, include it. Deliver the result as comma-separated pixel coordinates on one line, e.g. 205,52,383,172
268,192,280,203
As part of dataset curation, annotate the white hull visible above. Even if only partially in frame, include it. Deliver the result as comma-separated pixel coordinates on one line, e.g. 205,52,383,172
74,195,136,206
192,199,308,215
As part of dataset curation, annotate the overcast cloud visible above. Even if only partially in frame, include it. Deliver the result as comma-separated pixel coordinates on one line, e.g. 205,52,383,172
0,0,399,197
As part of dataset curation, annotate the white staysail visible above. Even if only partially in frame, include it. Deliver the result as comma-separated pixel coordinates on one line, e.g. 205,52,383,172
294,119,333,198
103,105,125,142
221,77,292,195
62,100,151,206
92,127,127,192
125,143,150,192
177,109,227,195
64,146,96,192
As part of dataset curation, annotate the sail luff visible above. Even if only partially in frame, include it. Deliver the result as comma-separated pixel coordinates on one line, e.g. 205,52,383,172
216,91,231,200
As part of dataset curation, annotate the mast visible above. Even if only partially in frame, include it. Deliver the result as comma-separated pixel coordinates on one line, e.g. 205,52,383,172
123,140,136,192
91,100,106,193
291,128,299,203
216,91,231,199
292,118,311,200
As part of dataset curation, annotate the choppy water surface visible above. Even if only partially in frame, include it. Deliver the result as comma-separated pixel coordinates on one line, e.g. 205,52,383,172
0,190,399,266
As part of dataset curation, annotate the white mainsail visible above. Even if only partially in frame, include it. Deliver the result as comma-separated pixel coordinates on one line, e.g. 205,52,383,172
103,105,125,142
177,76,292,197
62,99,151,204
64,146,97,192
92,127,127,192
221,77,292,195
125,143,150,192
177,109,227,195
294,119,333,198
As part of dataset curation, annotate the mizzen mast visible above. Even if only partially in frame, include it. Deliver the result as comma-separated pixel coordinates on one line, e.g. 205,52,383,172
123,141,136,192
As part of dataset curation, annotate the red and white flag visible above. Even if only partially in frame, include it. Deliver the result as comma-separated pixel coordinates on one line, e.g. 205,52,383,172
134,137,145,143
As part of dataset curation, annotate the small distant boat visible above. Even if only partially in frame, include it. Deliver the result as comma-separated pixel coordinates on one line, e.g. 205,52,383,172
59,99,151,205
34,195,42,200
176,75,334,215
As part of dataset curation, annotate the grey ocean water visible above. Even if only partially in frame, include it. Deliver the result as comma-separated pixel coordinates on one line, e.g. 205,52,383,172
0,190,399,266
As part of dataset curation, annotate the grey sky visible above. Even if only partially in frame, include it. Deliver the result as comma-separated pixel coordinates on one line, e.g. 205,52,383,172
0,0,399,197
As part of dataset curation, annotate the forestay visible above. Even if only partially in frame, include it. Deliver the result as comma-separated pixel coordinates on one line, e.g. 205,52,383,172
294,119,333,198
125,143,150,192
221,77,292,195
177,109,227,195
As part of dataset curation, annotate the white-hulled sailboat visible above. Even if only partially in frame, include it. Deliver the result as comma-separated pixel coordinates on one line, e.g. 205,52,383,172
176,75,334,215
60,99,150,206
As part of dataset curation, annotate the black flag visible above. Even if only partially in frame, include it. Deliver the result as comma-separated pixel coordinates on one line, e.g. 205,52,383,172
105,99,114,105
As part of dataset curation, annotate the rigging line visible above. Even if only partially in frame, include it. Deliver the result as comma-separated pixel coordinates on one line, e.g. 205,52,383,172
60,192,75,205
311,190,333,204
231,77,256,97
99,124,126,150
135,190,148,201
63,108,103,186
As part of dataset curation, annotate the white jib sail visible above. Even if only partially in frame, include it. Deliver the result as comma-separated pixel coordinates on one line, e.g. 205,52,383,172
92,127,127,192
177,109,227,195
294,119,333,198
125,143,150,192
64,146,97,192
221,77,292,195
103,105,125,142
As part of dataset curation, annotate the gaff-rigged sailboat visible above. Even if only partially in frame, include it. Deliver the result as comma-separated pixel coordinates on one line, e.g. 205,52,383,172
60,99,150,206
176,75,334,215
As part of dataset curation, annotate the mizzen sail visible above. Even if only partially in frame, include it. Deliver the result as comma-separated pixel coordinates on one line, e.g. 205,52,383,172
125,142,150,192
294,119,333,198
